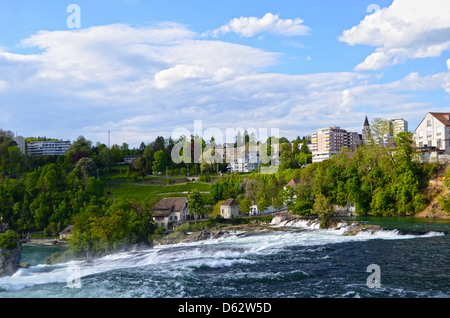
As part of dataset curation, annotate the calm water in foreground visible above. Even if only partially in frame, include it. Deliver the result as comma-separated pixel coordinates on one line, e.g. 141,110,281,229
0,217,449,298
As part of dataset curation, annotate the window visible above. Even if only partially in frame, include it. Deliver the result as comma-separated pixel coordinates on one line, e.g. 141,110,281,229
419,142,423,148
418,131,423,139
426,130,432,138
427,140,432,147
437,127,442,136
437,139,441,148
427,120,431,126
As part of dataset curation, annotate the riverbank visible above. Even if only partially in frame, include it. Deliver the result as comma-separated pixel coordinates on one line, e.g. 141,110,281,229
23,239,68,246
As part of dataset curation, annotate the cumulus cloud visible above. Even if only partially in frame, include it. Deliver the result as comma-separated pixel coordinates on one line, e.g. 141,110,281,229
206,12,310,38
340,0,450,70
1,22,449,146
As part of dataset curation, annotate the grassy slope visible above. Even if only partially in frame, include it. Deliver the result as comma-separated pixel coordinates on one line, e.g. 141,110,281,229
103,178,212,206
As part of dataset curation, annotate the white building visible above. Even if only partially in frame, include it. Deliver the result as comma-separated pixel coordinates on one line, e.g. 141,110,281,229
380,118,409,145
124,155,136,164
413,112,450,162
226,145,261,173
220,199,241,219
390,118,408,139
27,140,71,156
13,136,25,155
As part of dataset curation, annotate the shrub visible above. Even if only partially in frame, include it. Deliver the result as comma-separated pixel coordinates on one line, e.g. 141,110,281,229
0,231,19,251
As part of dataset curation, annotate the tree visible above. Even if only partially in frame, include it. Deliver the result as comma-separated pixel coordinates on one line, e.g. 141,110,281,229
98,146,114,167
370,117,390,145
187,189,207,223
312,193,334,228
152,150,167,174
239,197,252,216
139,142,146,154
67,136,92,155
279,142,293,170
73,157,97,185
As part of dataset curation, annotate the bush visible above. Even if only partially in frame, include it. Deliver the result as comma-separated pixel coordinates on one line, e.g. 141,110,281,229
0,231,19,251
438,195,450,213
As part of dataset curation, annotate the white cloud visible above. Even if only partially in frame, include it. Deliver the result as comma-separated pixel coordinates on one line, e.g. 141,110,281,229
340,0,450,70
207,12,310,38
154,64,207,89
1,23,449,147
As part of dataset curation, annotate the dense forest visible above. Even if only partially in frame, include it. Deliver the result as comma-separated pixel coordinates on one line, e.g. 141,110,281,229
0,128,445,256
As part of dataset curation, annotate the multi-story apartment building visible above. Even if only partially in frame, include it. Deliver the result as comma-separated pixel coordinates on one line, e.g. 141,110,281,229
390,118,408,139
225,144,261,173
413,112,450,162
311,126,359,163
27,140,71,156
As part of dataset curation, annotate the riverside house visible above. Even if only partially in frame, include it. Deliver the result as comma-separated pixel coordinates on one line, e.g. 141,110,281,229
152,197,189,228
220,199,241,219
413,112,450,163
59,225,74,240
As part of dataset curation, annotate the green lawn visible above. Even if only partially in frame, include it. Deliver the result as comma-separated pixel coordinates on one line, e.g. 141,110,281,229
103,180,212,206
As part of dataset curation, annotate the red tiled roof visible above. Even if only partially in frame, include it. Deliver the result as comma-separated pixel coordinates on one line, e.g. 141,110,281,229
287,179,300,187
430,113,450,126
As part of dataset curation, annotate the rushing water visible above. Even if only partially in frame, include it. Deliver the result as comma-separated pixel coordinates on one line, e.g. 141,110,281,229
0,217,449,298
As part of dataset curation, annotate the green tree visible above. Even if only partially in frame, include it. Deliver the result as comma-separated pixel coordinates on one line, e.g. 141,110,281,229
239,197,252,216
73,157,97,185
98,146,114,167
312,193,334,228
370,117,390,145
152,150,167,174
187,189,207,223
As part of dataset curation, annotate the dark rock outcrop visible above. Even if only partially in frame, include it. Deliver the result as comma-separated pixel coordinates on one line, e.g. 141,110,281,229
0,239,22,277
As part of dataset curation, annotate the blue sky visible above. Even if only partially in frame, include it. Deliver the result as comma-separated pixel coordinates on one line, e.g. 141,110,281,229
1,0,449,147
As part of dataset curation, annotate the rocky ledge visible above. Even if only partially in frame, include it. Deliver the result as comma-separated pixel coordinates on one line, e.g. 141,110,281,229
153,218,390,246
0,239,22,277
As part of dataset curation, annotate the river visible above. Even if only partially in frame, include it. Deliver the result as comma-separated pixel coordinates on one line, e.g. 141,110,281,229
0,217,448,298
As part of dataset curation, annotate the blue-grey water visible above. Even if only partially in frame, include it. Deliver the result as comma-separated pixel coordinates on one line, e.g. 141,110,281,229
0,217,449,298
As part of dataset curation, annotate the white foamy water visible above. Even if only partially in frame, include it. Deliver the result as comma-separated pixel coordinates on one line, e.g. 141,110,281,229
0,220,445,295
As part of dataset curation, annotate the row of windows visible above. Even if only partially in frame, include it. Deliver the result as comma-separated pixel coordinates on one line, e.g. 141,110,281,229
418,139,449,148
417,127,447,138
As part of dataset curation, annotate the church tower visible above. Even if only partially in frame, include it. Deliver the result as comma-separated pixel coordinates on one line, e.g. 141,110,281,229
362,116,370,144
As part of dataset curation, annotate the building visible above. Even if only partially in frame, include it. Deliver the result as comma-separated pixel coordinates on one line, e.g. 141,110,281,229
286,179,300,188
226,144,261,173
13,136,25,155
124,155,136,164
59,225,74,240
220,199,241,219
152,197,189,228
413,112,450,162
362,116,371,144
249,205,277,216
382,118,409,145
364,117,408,145
390,118,408,139
311,126,359,163
27,140,71,156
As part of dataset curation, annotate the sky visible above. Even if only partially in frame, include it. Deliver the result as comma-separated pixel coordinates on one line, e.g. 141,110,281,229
1,0,450,147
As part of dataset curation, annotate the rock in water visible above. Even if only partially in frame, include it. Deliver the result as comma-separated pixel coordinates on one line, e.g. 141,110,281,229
0,239,22,277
